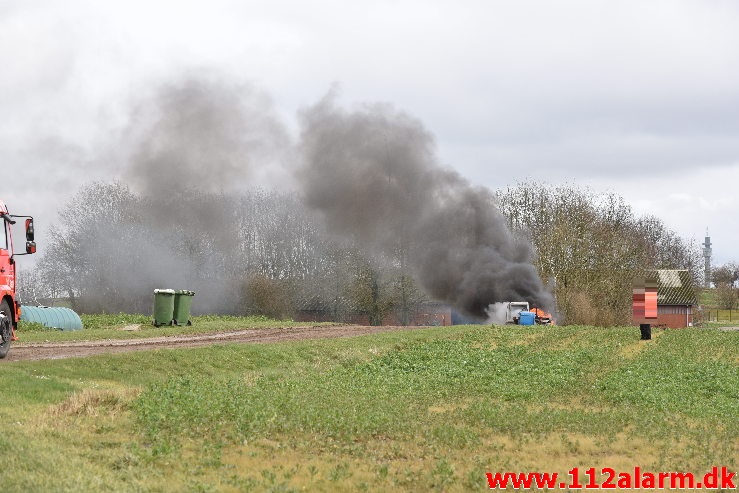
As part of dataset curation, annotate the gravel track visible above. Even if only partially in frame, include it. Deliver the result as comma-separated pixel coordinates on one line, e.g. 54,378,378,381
4,325,430,362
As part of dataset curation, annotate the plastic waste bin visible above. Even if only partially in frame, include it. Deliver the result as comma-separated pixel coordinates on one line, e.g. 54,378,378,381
173,290,195,326
153,289,175,326
518,311,536,326
640,323,651,340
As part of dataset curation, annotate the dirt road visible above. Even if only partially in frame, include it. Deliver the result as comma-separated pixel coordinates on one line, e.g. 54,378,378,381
5,325,430,362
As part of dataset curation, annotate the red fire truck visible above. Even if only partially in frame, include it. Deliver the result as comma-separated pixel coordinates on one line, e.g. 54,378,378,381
0,200,36,358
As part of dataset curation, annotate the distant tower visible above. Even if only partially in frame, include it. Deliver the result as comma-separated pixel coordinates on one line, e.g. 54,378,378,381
703,229,712,287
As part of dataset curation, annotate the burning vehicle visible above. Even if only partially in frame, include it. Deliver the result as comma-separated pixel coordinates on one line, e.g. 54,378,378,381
488,301,554,325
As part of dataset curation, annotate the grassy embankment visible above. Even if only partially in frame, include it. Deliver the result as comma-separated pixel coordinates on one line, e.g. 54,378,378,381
1,321,737,492
16,313,330,344
698,288,738,323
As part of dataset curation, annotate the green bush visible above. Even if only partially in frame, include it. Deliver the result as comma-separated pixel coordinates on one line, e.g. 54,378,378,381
17,321,54,332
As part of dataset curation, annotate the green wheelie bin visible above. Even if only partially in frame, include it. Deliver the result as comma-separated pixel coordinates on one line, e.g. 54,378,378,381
153,289,175,326
173,290,195,326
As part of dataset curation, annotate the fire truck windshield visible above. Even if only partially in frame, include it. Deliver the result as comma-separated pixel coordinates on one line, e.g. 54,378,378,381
0,222,7,251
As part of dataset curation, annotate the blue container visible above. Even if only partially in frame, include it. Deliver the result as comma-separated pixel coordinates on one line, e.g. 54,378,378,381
20,305,83,331
518,311,536,326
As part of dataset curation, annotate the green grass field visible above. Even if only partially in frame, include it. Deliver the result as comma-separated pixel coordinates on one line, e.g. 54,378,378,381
698,288,738,321
1,322,737,492
700,288,716,307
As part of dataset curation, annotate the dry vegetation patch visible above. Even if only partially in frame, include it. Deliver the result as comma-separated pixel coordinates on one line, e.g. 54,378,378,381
50,387,140,417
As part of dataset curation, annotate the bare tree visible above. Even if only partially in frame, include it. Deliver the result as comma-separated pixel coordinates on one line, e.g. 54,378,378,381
715,283,737,310
243,274,293,319
496,183,701,325
712,262,738,310
349,262,394,326
712,263,739,286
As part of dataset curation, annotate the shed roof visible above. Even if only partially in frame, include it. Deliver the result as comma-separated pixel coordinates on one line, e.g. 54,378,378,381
653,270,697,306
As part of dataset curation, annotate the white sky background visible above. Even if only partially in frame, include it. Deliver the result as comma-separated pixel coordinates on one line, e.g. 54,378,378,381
1,0,738,265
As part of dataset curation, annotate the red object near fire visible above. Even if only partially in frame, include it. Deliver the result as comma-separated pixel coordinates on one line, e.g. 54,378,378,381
531,307,555,325
0,200,36,359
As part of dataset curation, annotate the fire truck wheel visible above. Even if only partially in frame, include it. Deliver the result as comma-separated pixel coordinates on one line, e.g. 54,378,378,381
0,299,12,359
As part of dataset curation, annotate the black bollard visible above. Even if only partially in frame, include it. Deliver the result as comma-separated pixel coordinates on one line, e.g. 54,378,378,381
639,324,651,340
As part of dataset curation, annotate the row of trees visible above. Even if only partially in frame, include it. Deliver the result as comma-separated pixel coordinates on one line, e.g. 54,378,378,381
19,181,703,325
496,184,702,325
18,182,425,322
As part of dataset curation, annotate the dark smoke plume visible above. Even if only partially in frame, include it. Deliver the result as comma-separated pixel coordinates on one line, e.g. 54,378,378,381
41,75,554,318
297,94,554,318
112,76,292,313
123,75,292,196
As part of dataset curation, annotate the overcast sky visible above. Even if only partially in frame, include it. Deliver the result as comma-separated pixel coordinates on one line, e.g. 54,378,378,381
2,0,737,265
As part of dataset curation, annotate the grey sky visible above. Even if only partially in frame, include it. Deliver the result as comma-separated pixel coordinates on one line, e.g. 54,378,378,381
2,0,738,264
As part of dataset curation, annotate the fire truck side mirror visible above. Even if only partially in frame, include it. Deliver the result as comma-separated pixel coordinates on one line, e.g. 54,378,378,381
26,241,36,254
25,218,34,242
